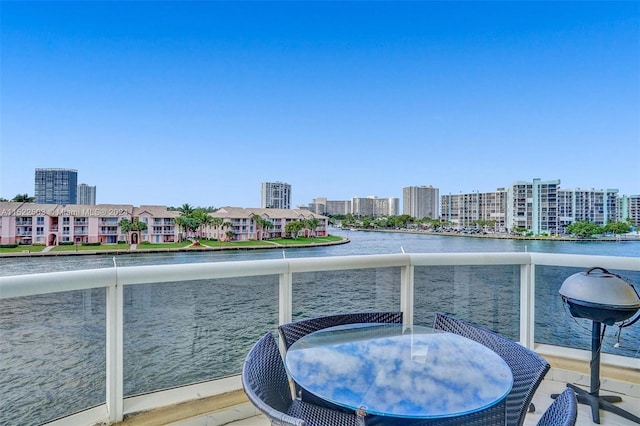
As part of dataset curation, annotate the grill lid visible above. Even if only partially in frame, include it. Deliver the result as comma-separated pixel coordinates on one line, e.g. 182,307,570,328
559,267,640,310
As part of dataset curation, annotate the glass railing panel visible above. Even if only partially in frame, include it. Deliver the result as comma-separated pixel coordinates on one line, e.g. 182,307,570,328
123,274,279,396
291,268,401,320
0,288,106,426
413,265,521,341
534,266,640,359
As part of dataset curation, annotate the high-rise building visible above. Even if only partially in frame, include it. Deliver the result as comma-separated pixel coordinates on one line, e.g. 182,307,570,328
34,168,78,204
351,196,399,217
507,178,560,235
308,198,353,215
261,181,291,209
77,183,96,205
620,195,640,227
403,185,439,219
556,188,619,227
442,181,630,235
326,200,352,215
441,189,508,232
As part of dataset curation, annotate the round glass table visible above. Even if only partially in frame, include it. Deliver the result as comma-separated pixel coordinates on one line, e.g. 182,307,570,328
285,323,513,422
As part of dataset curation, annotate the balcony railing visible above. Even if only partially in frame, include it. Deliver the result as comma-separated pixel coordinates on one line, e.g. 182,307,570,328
0,252,638,426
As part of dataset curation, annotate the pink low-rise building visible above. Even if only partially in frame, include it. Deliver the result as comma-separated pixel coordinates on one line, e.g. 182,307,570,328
0,202,328,246
207,207,328,241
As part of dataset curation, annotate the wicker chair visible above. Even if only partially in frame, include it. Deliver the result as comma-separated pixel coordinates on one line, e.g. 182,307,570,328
537,387,578,426
278,311,403,409
433,313,550,426
365,399,507,426
241,332,360,426
278,311,403,350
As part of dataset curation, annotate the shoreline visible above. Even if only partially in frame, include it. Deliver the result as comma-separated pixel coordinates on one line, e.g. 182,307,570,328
345,227,640,242
0,237,351,258
3,228,639,258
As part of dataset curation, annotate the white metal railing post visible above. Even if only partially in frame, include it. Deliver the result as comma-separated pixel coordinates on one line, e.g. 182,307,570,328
279,270,293,326
106,263,124,422
519,260,535,349
400,264,414,328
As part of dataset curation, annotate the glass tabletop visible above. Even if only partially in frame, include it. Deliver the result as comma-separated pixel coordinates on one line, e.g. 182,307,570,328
285,323,513,419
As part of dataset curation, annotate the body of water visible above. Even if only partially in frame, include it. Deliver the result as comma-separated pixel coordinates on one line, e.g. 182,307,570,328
2,228,639,276
1,229,639,425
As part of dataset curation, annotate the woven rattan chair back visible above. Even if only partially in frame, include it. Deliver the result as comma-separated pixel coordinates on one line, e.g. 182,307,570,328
242,332,360,426
241,332,299,424
278,311,402,410
278,311,403,350
433,312,550,426
537,387,578,426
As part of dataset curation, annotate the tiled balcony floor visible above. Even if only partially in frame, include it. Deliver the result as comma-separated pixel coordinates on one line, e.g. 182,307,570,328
171,377,640,426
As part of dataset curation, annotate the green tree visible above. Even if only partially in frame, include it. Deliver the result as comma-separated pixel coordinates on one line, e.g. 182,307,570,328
178,203,195,216
12,194,35,202
192,209,212,238
259,218,274,239
131,218,147,232
604,221,631,235
566,221,603,238
209,217,223,240
221,221,234,241
252,214,273,240
119,218,132,243
305,217,321,237
285,220,304,239
119,218,147,243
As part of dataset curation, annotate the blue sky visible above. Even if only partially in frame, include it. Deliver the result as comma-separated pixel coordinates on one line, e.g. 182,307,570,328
1,1,638,208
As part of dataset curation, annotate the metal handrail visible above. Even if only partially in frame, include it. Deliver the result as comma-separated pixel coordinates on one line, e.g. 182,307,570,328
1,252,638,425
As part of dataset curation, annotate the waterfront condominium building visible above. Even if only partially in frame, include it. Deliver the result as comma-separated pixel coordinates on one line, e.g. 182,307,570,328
441,188,508,232
442,178,632,235
261,181,291,209
507,179,560,235
351,196,399,217
34,168,78,204
77,183,97,205
402,185,439,219
308,197,352,216
557,188,620,228
308,197,327,215
620,195,640,227
326,200,352,216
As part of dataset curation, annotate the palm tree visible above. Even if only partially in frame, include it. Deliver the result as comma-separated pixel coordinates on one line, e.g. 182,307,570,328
262,219,274,239
118,218,147,244
251,215,274,240
251,214,263,240
209,217,223,240
12,194,35,202
119,218,133,243
178,203,194,216
305,217,321,237
130,218,147,244
221,221,233,241
192,209,212,238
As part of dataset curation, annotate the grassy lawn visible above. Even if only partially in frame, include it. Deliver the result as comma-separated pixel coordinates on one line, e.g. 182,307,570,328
135,241,193,250
201,235,343,247
0,235,346,254
201,240,276,248
270,235,343,245
0,245,47,254
51,244,131,252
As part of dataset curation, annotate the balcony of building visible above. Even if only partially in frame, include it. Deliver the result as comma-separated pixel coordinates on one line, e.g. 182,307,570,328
0,253,638,426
